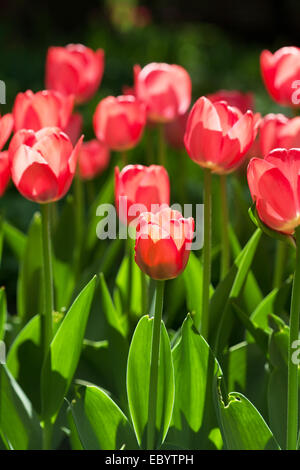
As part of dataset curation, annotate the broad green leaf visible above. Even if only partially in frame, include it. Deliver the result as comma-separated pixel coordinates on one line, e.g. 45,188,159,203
127,315,175,449
167,315,221,449
0,365,42,450
41,276,97,423
67,407,84,450
100,272,128,337
17,212,43,322
210,228,262,352
3,221,27,261
7,315,42,413
215,387,280,450
70,385,137,450
0,288,7,340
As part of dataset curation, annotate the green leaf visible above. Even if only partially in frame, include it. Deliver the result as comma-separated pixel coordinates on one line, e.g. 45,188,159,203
3,221,27,261
17,212,43,322
41,276,97,423
7,315,43,413
210,228,262,352
127,315,175,449
100,272,128,337
166,315,221,449
0,365,42,449
0,288,7,341
70,385,137,450
215,386,280,450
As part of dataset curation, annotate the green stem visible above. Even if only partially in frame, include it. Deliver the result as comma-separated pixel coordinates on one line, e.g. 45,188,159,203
41,203,54,450
158,124,166,167
287,227,300,450
273,241,287,289
147,280,165,450
201,169,212,338
126,239,133,315
41,203,54,358
220,174,230,280
121,151,128,167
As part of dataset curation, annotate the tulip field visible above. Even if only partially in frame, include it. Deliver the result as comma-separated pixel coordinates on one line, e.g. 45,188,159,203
1,34,300,454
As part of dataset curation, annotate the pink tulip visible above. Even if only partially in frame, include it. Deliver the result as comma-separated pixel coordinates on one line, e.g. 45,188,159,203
259,113,300,156
78,139,110,180
0,113,13,151
0,151,10,196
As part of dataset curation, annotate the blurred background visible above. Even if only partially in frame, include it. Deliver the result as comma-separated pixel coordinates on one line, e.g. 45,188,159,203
0,0,298,309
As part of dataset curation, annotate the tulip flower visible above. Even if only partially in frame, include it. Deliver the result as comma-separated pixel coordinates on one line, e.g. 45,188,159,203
9,127,82,203
115,164,170,225
184,96,256,174
0,113,14,151
259,113,300,156
207,89,254,114
0,151,10,196
260,46,300,107
13,90,74,132
78,139,110,180
63,112,83,146
93,95,146,153
46,44,105,103
134,63,191,123
135,207,194,280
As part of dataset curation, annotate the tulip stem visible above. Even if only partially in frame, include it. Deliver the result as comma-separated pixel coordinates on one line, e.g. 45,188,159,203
220,174,230,280
273,240,287,289
126,238,133,315
201,169,212,338
158,124,166,167
41,203,54,450
287,227,300,450
147,280,165,450
41,203,54,359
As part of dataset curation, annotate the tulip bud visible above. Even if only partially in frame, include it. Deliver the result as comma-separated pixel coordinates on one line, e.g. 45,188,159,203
134,62,191,123
9,127,82,203
247,148,300,234
184,96,256,174
78,139,110,180
135,207,194,280
0,151,10,196
0,113,13,151
46,44,105,104
13,90,74,132
115,164,170,224
93,95,146,151
260,47,300,107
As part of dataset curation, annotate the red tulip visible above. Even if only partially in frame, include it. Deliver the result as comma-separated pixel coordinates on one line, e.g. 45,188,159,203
0,151,10,196
260,47,300,107
207,90,254,114
134,63,191,123
13,90,74,132
0,113,13,151
184,96,256,174
9,127,82,203
78,139,110,180
164,110,189,150
63,112,83,146
247,148,300,234
115,164,170,224
135,207,194,280
93,95,146,151
46,44,105,103
259,113,300,156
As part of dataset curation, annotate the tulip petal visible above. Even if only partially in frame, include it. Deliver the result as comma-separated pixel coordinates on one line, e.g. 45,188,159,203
0,114,14,151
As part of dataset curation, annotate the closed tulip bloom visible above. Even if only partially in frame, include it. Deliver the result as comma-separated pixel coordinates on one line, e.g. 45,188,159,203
260,47,300,107
13,90,74,132
207,90,254,114
184,96,256,174
115,164,170,224
9,127,82,203
63,112,83,146
46,44,105,103
135,207,194,280
134,62,191,123
259,113,300,156
247,148,300,234
79,139,110,180
93,95,146,151
0,151,10,196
